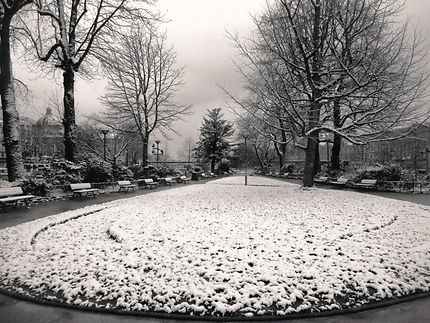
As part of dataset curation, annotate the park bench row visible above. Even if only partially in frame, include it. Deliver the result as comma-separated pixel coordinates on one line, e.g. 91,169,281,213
70,176,191,198
313,176,378,189
0,176,192,207
266,172,378,190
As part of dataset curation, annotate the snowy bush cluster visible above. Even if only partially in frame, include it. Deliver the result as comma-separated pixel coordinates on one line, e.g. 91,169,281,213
0,176,429,317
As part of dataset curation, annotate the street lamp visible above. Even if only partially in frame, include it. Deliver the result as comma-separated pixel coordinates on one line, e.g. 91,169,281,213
151,139,163,168
243,134,249,186
101,129,110,161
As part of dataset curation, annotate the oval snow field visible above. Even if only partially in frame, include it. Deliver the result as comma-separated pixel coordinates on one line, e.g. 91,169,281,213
0,176,429,317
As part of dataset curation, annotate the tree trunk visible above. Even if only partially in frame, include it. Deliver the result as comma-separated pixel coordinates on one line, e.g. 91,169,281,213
303,102,321,187
0,17,24,181
330,99,342,170
211,157,215,173
314,140,320,176
303,135,318,187
253,144,264,171
63,66,77,162
141,138,148,167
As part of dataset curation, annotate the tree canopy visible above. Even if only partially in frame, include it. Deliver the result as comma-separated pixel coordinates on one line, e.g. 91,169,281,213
195,108,234,173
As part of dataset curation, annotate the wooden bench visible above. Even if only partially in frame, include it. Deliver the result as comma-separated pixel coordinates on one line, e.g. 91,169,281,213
0,187,34,207
314,176,329,184
117,180,137,192
353,179,378,190
160,177,175,186
178,175,191,183
328,177,349,187
70,183,99,199
142,178,159,189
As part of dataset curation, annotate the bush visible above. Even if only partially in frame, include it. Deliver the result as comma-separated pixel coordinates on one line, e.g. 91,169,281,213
281,163,296,174
217,158,231,174
352,163,407,182
156,165,175,177
43,159,84,185
114,164,133,180
83,157,112,183
129,165,157,179
20,178,50,196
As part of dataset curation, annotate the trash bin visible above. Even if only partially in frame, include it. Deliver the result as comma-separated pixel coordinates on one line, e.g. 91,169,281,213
191,172,199,181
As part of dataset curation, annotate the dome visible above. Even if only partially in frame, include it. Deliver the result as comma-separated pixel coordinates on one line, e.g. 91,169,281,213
36,108,61,127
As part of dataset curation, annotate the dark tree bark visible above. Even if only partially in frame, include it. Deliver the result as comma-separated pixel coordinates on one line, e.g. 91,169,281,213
211,157,216,173
63,66,77,161
0,16,25,181
330,99,342,170
314,139,320,176
141,138,148,167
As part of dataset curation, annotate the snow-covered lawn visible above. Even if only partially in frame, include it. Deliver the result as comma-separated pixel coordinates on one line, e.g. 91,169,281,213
1,176,430,317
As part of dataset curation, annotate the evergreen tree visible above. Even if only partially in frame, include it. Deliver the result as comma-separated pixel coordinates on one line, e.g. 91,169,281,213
195,108,234,173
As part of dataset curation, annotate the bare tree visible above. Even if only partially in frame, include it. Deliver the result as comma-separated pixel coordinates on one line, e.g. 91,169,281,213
0,0,30,181
226,0,429,186
79,122,133,179
178,136,195,163
98,24,191,166
14,0,154,162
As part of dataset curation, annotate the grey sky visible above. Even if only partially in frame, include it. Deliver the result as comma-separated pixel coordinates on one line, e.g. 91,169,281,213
13,0,430,159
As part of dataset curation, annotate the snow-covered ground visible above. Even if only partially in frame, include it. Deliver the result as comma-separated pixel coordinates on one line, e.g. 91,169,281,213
1,176,430,317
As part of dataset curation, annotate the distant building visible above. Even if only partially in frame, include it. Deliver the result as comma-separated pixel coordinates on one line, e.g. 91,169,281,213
0,108,64,178
21,108,64,161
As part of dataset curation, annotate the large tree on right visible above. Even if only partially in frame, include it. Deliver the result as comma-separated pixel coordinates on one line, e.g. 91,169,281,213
195,108,234,173
227,0,429,187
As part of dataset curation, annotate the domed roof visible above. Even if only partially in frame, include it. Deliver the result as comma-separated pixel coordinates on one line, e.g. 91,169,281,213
36,108,61,127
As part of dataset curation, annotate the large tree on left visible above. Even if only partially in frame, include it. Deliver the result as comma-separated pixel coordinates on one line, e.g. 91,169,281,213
16,0,154,162
0,0,30,181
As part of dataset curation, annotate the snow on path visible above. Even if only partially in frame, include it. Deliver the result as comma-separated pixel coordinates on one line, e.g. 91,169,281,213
0,176,429,317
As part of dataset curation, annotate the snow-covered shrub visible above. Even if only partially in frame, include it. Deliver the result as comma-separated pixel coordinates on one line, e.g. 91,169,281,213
20,178,50,196
281,163,296,174
113,164,133,180
129,165,157,180
352,163,406,182
43,159,84,185
217,158,231,173
83,157,112,183
156,165,175,177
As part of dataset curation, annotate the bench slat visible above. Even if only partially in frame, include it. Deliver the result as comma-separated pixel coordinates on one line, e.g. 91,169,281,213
0,187,24,198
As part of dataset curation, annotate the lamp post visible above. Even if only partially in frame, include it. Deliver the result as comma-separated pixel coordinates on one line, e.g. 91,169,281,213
426,147,430,175
152,140,162,168
101,129,110,161
243,134,248,186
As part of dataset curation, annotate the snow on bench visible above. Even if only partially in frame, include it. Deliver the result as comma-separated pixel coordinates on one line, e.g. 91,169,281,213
160,177,175,186
117,180,137,193
0,187,34,207
328,177,349,186
353,179,378,190
70,183,99,199
314,176,329,184
178,176,191,183
142,179,158,189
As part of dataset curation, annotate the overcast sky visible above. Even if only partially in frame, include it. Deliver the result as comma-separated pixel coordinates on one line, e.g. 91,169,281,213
13,0,430,159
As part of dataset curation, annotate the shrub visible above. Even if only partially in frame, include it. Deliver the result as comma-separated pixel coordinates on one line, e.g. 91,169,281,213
156,165,175,177
113,164,133,180
281,163,296,174
217,158,231,173
20,178,50,196
352,163,406,182
43,159,84,185
129,165,157,179
83,157,112,183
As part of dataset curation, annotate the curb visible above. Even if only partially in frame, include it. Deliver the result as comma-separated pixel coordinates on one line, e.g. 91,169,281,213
1,287,430,322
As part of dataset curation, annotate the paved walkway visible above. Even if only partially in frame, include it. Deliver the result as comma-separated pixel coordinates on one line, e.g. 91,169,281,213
0,176,429,323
